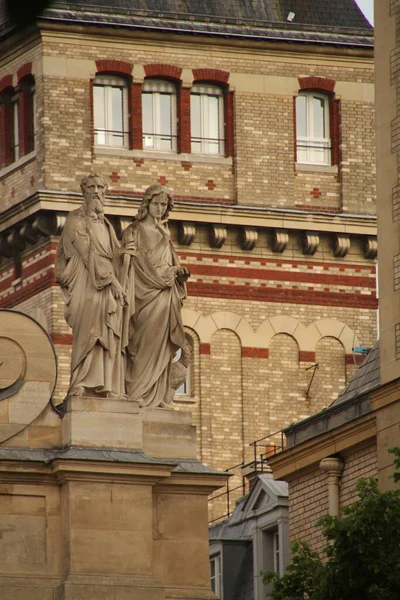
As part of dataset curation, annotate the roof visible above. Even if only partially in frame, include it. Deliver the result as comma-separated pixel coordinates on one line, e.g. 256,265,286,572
283,342,379,447
332,341,380,406
0,0,373,46
209,473,289,541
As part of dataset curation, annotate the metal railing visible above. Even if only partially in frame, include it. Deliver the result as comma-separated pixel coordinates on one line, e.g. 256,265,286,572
208,429,286,525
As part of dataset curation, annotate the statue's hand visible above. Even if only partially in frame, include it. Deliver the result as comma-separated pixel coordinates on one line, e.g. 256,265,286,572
122,240,138,256
110,278,126,303
155,219,170,237
176,267,190,284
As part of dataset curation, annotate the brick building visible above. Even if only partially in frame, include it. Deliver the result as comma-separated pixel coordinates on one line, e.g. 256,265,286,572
268,0,400,558
0,0,376,516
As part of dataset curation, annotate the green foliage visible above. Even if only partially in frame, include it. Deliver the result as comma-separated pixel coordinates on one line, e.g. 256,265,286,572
262,473,400,600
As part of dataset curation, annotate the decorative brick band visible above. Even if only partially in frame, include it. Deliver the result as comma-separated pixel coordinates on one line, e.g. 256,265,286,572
178,251,376,274
96,59,133,76
185,263,376,289
51,333,73,345
144,64,182,81
298,76,336,93
200,343,211,355
242,347,269,359
187,282,378,309
193,68,229,84
17,62,32,82
299,351,316,362
0,74,12,93
0,273,54,308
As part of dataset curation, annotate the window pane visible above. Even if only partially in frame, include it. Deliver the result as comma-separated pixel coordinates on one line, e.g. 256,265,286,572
191,94,201,139
207,95,220,154
296,95,307,138
313,96,325,139
93,85,106,145
142,92,154,148
160,93,172,150
110,86,124,146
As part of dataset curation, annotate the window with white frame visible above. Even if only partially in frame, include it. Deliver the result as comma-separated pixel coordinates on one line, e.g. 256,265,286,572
93,75,129,148
191,83,224,155
296,92,331,165
210,554,222,598
142,79,177,152
273,531,280,574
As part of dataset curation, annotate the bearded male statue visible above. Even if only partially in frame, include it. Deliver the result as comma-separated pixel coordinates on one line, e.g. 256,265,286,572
55,173,126,400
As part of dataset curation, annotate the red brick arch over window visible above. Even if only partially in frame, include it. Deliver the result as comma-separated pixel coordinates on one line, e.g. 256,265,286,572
296,76,340,166
95,59,133,76
192,68,229,85
144,63,182,81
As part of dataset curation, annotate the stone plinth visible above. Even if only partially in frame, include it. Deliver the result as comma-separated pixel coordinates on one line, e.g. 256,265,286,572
142,407,197,459
61,396,142,449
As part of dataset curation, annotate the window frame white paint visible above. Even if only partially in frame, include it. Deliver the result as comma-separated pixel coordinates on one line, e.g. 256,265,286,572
296,91,331,165
93,74,129,148
191,83,225,156
142,79,177,152
210,553,223,598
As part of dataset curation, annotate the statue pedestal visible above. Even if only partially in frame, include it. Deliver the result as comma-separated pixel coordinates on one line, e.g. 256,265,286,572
61,396,142,449
0,395,227,600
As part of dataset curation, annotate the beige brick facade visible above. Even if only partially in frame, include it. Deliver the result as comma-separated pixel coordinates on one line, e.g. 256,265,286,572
0,9,377,516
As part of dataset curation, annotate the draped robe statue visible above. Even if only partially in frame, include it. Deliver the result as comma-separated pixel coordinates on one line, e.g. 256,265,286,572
121,184,190,408
55,173,126,399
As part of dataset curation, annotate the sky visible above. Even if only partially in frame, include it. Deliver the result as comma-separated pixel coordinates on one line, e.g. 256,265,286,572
355,0,374,24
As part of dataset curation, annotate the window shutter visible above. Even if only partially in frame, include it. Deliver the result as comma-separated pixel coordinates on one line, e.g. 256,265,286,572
19,87,34,156
330,98,341,166
178,86,191,154
224,90,234,158
131,82,143,150
0,100,14,166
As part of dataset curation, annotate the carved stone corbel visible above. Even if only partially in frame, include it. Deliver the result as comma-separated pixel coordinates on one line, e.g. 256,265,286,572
303,231,320,255
333,234,350,258
364,236,377,259
272,229,289,253
178,221,196,246
240,226,257,251
209,224,227,249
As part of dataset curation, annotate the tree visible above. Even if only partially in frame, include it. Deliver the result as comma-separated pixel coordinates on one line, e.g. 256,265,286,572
263,469,400,600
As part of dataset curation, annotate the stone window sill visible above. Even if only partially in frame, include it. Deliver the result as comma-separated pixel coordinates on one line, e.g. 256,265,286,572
173,395,197,404
93,146,233,166
295,163,338,174
0,150,36,179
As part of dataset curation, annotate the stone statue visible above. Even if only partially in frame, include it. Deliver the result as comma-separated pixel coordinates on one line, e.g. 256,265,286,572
121,184,190,407
55,173,126,399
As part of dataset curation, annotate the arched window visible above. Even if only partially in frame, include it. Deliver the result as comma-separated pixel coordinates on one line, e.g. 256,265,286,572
18,74,35,156
296,91,331,165
190,83,224,155
142,79,177,151
93,74,129,147
0,84,17,167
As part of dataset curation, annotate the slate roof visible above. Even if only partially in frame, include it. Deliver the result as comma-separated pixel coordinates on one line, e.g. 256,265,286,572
0,0,373,46
331,341,380,406
283,342,380,448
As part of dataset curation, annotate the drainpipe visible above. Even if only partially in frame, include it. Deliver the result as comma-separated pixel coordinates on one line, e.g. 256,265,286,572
319,457,344,516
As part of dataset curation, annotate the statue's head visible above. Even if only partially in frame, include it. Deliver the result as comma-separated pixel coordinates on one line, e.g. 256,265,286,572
80,173,107,215
137,184,174,221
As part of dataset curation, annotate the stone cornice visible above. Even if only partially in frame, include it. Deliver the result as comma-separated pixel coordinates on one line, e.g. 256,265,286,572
267,413,376,481
0,192,377,260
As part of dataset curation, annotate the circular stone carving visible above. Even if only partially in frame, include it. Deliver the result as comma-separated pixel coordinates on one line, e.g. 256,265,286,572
0,338,26,398
0,310,57,444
